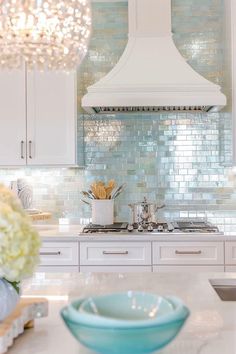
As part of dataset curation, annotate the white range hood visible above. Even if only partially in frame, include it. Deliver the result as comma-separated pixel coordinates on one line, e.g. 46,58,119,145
82,0,226,114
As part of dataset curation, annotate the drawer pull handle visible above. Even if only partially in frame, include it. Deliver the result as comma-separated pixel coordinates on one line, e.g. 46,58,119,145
103,251,129,255
40,251,61,256
175,250,202,255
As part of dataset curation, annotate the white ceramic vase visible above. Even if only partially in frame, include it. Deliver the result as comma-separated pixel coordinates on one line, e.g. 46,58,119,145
0,279,19,322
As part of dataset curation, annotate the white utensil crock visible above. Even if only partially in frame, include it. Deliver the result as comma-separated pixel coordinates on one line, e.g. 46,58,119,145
92,200,114,225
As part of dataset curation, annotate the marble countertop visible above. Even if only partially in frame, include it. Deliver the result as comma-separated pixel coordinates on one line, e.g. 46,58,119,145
36,224,84,241
36,224,236,242
7,272,236,354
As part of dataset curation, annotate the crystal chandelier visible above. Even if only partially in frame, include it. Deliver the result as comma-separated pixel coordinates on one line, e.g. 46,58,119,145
0,0,91,70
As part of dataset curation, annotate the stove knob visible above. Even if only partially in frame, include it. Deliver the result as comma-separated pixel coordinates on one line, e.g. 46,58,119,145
167,223,174,232
157,225,164,232
127,224,134,232
138,225,144,232
147,224,154,232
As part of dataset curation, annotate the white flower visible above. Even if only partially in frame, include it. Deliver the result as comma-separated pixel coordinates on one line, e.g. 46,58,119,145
0,184,25,216
0,186,41,282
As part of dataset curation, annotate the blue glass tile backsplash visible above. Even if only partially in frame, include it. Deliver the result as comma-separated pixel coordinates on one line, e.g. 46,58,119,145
1,0,236,233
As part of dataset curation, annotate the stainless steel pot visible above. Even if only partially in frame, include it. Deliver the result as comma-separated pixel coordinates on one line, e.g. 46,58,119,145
128,197,165,224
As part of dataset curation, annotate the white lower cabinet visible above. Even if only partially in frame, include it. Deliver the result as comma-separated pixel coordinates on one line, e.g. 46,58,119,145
225,242,236,271
40,242,79,267
80,242,152,266
80,266,152,273
153,242,224,265
153,265,224,273
38,239,230,273
225,242,236,265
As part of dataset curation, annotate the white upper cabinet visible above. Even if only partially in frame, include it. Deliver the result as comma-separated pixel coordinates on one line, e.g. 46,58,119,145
27,70,76,165
0,68,26,166
0,67,77,166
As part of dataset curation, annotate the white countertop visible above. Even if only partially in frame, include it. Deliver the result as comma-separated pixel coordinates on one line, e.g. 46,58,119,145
7,272,236,354
36,224,236,242
37,224,84,241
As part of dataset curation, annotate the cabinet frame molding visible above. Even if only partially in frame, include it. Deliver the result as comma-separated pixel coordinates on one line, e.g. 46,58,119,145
227,0,236,162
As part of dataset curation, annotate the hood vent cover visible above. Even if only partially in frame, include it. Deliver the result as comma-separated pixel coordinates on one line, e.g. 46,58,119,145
94,106,213,114
82,0,226,114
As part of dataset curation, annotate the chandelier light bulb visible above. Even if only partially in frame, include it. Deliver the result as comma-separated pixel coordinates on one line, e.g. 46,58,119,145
0,0,92,70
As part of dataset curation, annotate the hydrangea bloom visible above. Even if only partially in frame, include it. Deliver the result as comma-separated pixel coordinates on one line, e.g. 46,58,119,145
0,185,41,282
0,184,25,216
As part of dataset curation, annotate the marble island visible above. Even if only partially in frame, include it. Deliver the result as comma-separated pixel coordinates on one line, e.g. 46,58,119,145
7,272,236,354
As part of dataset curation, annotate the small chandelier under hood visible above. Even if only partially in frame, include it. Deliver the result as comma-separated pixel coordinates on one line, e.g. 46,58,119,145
0,0,91,70
82,0,226,114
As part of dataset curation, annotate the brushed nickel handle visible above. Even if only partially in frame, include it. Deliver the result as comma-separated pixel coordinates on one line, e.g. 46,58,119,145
175,250,202,255
40,251,61,256
29,140,33,159
103,251,129,255
20,141,24,159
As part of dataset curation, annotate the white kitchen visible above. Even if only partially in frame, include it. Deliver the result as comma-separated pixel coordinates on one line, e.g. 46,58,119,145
0,0,236,353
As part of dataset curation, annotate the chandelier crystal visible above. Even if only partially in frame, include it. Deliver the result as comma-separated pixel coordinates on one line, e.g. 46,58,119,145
0,0,91,70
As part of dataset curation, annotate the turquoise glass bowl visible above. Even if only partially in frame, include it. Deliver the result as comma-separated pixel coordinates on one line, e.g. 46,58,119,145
61,292,190,354
69,292,177,327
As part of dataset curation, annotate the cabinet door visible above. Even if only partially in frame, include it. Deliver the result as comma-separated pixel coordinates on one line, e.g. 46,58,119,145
0,68,26,166
27,70,76,165
225,242,236,265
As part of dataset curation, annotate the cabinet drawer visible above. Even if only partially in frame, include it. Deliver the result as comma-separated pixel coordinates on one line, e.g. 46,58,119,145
153,242,224,265
80,266,152,273
225,242,236,265
80,242,151,266
153,265,224,273
40,242,79,266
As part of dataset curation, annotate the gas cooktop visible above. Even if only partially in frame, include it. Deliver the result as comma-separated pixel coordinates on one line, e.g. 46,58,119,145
82,220,222,234
83,223,128,233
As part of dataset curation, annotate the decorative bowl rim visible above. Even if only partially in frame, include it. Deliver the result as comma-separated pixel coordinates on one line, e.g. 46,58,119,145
61,305,189,331
67,292,190,329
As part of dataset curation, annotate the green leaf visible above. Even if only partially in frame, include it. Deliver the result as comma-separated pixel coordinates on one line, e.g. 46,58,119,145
3,278,20,294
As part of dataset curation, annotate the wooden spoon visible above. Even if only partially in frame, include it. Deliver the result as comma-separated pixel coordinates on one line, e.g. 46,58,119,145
97,181,105,187
97,185,107,199
104,180,116,199
91,183,99,199
105,186,113,199
107,180,116,189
